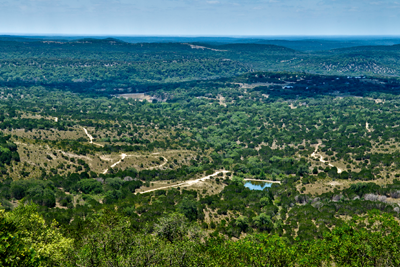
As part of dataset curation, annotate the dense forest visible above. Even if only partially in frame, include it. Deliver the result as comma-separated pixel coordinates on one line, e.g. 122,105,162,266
2,36,400,266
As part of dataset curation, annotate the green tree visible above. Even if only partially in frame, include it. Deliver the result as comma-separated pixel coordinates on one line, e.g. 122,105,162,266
235,215,249,232
207,234,297,267
0,209,40,267
260,197,270,206
74,210,206,266
231,176,244,186
177,197,198,221
154,213,188,243
253,213,274,232
5,204,73,266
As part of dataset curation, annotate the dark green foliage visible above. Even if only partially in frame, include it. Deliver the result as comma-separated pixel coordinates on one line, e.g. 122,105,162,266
0,133,19,166
9,180,56,207
177,197,198,221
77,179,103,194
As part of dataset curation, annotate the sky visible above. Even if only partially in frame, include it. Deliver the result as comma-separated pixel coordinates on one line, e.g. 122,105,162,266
0,0,399,36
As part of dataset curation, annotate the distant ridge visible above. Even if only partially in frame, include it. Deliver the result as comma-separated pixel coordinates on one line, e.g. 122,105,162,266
329,44,400,53
1,35,400,51
214,43,296,52
0,35,52,42
71,38,126,44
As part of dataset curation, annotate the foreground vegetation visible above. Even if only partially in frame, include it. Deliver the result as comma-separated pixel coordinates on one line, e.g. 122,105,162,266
2,204,400,266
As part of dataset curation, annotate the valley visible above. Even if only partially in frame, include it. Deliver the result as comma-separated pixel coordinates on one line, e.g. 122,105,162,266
2,36,400,266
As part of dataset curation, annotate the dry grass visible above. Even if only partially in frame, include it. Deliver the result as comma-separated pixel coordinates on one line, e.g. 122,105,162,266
6,133,199,180
4,127,87,141
299,174,398,196
7,141,94,179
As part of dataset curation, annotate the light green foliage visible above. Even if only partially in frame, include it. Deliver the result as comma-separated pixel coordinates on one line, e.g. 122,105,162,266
208,211,400,266
312,211,400,266
0,146,10,153
207,234,298,267
5,204,73,266
3,203,400,266
0,209,40,267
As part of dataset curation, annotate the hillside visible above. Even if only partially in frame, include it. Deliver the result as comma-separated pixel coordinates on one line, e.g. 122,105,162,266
2,38,400,266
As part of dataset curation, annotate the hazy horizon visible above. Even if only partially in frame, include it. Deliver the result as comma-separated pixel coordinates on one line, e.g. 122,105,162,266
2,34,400,39
1,0,399,36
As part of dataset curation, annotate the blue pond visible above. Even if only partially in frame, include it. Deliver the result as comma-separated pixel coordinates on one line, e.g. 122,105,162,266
244,181,272,190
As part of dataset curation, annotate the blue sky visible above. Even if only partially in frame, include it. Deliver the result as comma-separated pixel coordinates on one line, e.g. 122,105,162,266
1,0,399,35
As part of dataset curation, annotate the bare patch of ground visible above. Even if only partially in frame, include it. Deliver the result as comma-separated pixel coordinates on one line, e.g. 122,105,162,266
116,93,165,102
184,43,227,52
366,122,373,132
327,181,343,186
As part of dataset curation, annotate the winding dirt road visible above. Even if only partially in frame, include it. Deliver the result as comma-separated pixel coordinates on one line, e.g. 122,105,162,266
102,153,168,174
148,154,168,170
82,127,104,147
102,153,127,174
81,128,178,174
311,142,343,173
135,170,230,194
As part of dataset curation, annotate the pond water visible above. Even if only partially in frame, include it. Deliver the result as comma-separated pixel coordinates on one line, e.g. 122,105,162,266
244,181,273,190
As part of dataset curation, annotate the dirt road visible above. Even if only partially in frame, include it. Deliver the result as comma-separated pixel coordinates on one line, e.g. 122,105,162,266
366,122,372,132
311,142,343,173
102,153,128,174
136,170,230,194
148,154,168,170
244,179,281,184
102,153,168,174
82,127,104,147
